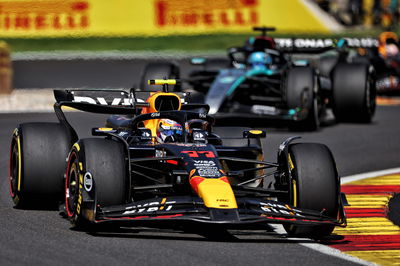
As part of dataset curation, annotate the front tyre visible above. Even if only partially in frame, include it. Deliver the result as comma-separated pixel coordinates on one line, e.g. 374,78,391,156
65,138,128,228
284,143,340,238
285,67,320,131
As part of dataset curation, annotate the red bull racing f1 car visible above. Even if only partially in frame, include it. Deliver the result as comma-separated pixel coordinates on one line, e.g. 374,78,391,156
9,79,346,238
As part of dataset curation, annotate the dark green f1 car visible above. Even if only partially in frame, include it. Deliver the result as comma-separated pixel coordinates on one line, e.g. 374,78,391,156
141,27,376,131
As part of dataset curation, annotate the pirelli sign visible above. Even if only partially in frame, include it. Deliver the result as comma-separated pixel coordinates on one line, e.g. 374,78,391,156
0,0,331,37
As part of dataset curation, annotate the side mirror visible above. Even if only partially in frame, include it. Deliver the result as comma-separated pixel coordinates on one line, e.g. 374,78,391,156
92,127,117,136
243,130,266,138
191,57,206,65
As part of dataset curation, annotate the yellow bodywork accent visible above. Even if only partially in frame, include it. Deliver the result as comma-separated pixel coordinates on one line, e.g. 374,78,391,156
197,178,237,209
145,92,181,112
16,136,22,192
148,79,177,85
142,92,182,138
159,198,167,210
73,143,80,152
79,162,83,171
98,127,114,131
249,130,263,134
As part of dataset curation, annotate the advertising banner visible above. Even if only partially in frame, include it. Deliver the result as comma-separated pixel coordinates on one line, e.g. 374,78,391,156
0,0,330,37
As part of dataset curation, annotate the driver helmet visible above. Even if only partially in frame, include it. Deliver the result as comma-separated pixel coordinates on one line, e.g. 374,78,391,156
247,52,272,69
156,119,183,143
386,43,399,57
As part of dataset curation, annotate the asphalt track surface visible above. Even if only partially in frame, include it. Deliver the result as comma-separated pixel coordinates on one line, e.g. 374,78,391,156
1,57,399,265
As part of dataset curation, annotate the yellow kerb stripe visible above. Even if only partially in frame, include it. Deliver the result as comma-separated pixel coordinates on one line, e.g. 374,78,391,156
345,195,392,208
345,250,400,266
334,217,400,235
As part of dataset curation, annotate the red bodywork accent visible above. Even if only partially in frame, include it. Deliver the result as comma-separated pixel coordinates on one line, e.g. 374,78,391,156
99,214,184,221
166,160,178,165
181,150,216,158
189,176,205,193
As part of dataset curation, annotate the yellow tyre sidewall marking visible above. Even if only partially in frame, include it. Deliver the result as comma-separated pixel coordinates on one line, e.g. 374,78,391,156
73,143,80,152
288,153,294,171
292,179,297,207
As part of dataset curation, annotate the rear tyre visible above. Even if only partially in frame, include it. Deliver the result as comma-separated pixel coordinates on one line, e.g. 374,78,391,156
318,55,338,77
9,123,71,208
332,63,376,123
65,138,127,228
283,143,339,238
140,62,180,91
285,67,319,131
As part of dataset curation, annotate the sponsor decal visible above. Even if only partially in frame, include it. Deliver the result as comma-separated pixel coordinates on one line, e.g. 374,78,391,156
118,131,129,137
251,105,277,115
77,172,83,214
193,160,221,177
275,37,378,49
220,76,236,84
83,172,93,192
122,199,175,215
155,149,166,158
193,131,206,142
155,0,259,28
260,202,303,217
72,96,133,106
181,150,216,158
176,143,207,147
0,0,89,32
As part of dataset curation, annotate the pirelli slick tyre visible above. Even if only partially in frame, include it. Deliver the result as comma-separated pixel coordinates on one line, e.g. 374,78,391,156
9,123,71,208
65,138,127,228
332,63,376,123
140,62,180,91
284,143,340,238
285,67,320,131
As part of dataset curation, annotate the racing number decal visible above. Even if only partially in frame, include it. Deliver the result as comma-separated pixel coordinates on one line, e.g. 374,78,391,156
181,151,216,158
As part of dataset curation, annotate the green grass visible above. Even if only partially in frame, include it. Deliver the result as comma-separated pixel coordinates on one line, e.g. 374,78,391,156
1,29,392,52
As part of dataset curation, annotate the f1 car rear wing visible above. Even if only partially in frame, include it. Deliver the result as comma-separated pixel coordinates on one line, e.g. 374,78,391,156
54,89,188,107
275,37,378,53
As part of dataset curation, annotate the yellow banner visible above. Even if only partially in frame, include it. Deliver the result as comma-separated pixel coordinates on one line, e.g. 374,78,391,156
0,0,329,37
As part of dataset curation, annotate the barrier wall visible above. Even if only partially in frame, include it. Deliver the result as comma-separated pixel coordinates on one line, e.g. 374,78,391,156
0,0,330,37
